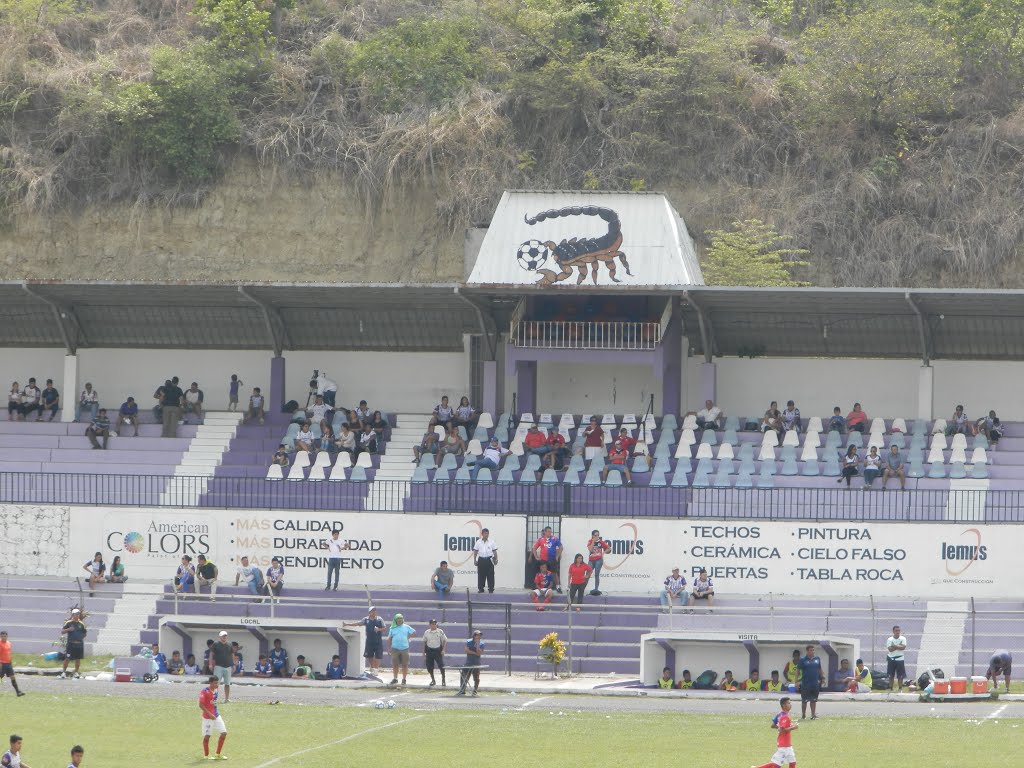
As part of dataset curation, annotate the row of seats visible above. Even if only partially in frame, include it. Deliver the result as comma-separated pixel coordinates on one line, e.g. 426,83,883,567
267,463,373,482
689,441,990,465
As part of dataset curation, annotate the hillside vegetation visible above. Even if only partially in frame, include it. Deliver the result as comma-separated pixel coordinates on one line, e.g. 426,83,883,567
3,0,1024,286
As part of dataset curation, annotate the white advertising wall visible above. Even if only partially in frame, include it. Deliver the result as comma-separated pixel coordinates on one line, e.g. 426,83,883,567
560,517,1024,598
68,507,526,587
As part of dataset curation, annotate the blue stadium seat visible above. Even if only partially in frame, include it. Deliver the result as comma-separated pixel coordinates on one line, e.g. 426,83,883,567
737,443,755,461
433,468,449,484
724,416,740,432
948,462,967,479
670,463,690,487
541,469,559,485
649,470,668,488
475,467,493,483
712,470,732,488
970,462,989,479
822,453,841,477
927,460,946,479
692,470,711,488
972,434,989,450
412,466,429,483
604,468,624,487
419,452,436,470
519,467,537,485
524,454,542,472
457,426,468,441
567,454,585,473
722,429,739,446
734,470,754,489
661,414,678,432
631,456,650,474
738,456,756,475
349,465,368,482
454,465,471,483
696,457,714,475
700,429,717,446
907,458,925,478
780,445,797,462
801,460,820,476
439,453,458,471
494,425,509,443
780,455,799,476
846,432,863,449
888,433,906,449
824,430,841,449
718,458,736,475
583,463,603,486
756,467,775,488
472,426,489,443
564,468,581,486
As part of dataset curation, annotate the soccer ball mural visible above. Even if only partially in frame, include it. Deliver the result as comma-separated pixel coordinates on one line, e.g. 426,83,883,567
516,239,551,272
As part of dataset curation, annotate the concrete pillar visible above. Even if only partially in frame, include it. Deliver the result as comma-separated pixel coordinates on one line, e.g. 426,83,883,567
700,362,717,408
61,353,77,423
515,360,537,416
659,308,683,417
270,355,286,414
482,361,498,420
917,365,933,421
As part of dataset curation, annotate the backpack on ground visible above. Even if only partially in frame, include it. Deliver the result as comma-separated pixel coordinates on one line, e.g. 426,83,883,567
693,669,718,689
917,668,945,690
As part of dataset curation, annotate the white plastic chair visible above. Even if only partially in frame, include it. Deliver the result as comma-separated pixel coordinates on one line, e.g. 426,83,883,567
926,444,945,464
477,412,494,429
869,418,886,435
930,433,948,451
293,451,310,469
602,413,617,425
674,441,692,459
803,430,821,449
356,452,373,468
265,464,284,481
950,433,968,450
949,446,967,464
520,413,535,424
805,416,823,434
867,432,885,449
716,443,734,460
890,418,908,434
335,452,353,469
313,451,332,468
970,447,988,464
800,441,818,462
758,442,777,461
287,462,306,481
695,443,714,459
558,413,576,430
682,414,698,430
466,439,483,457
434,425,446,440
782,430,800,447
509,440,524,456
539,413,553,425
307,465,325,481
328,461,348,481
932,419,947,434
679,429,697,446
761,431,779,448
621,413,637,426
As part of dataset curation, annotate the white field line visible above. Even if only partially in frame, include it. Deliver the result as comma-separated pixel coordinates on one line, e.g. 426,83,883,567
985,704,1008,720
251,715,425,768
519,696,551,709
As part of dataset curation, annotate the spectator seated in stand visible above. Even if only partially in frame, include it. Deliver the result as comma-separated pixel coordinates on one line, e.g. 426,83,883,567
761,401,782,437
337,423,357,459
429,396,455,429
828,406,847,434
325,655,345,680
659,567,688,611
946,405,970,436
355,423,378,456
544,426,568,471
438,426,466,458
117,397,140,436
183,382,205,423
272,444,290,467
695,399,724,431
601,440,633,484
862,446,882,489
75,382,100,423
658,667,675,689
317,425,338,455
688,568,715,608
452,396,477,433
86,409,111,450
38,378,60,421
881,445,905,490
107,555,126,583
617,426,651,468
244,387,266,425
18,377,41,421
468,437,510,480
976,410,1003,444
7,381,21,421
530,563,554,610
294,421,314,453
413,430,438,464
353,400,372,429
307,395,333,429
742,670,765,691
523,424,549,464
781,400,801,434
846,403,868,433
370,410,389,447
839,445,860,488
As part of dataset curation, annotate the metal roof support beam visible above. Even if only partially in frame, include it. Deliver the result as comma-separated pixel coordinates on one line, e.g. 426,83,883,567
20,282,82,353
682,290,715,363
238,287,290,357
454,287,499,361
905,292,932,366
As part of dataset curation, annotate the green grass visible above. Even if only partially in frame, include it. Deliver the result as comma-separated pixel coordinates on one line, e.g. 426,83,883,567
2,694,1021,767
11,653,114,672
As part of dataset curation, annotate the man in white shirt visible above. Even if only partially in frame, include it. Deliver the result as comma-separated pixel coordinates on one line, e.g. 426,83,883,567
183,382,204,424
886,625,907,690
316,372,338,407
695,399,723,431
234,556,264,596
325,529,350,591
19,378,41,421
473,528,498,593
469,437,509,481
308,395,332,426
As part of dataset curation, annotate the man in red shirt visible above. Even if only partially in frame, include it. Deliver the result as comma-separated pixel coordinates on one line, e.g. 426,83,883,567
531,563,555,610
199,676,228,760
524,424,550,481
0,630,25,696
618,427,651,468
601,440,633,484
582,417,604,456
543,426,568,471
753,696,798,768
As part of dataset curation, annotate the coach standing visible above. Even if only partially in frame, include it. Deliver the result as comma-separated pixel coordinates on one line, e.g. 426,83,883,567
161,378,184,438
886,625,907,690
59,608,87,679
473,528,498,593
211,630,235,703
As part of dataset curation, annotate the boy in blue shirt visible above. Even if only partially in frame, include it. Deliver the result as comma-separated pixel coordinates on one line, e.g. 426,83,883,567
151,643,168,674
269,639,288,677
829,406,846,434
254,654,272,677
325,655,345,680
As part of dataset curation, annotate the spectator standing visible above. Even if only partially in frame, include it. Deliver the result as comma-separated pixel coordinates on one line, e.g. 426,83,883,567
265,557,285,602
244,387,265,425
85,409,111,450
152,379,168,422
174,555,196,596
315,372,338,407
688,568,715,610
0,630,25,696
234,556,264,596
75,383,99,424
469,437,509,480
986,650,1012,693
196,554,219,601
586,529,611,596
828,406,846,434
530,526,563,592
325,529,350,591
18,378,40,420
117,397,139,437
838,445,859,488
582,417,604,456
211,631,235,703
886,625,907,690
456,630,484,696
59,608,87,679
530,563,555,610
881,445,905,490
82,552,105,596
228,374,243,411
797,644,825,719
781,400,801,434
423,619,448,687
161,378,184,438
862,446,882,490
199,676,228,760
946,405,970,436
566,554,593,610
37,379,60,421
473,528,498,593
659,567,688,612
695,399,723,431
431,560,455,603
430,396,455,429
106,555,126,583
846,403,868,433
183,382,204,424
343,607,385,676
386,614,416,686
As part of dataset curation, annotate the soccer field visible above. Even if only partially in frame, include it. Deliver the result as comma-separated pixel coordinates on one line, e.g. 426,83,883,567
3,693,1022,767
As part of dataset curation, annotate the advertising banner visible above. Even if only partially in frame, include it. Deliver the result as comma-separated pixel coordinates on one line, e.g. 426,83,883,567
560,518,1024,598
69,507,526,587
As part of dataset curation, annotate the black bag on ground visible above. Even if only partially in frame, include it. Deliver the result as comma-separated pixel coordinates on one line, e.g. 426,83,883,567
282,399,299,413
693,669,718,689
870,669,891,690
917,668,945,689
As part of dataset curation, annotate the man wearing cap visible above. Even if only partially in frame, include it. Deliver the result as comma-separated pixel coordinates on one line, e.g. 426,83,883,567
211,631,235,702
343,607,385,677
659,567,688,612
469,437,510,481
59,609,87,679
473,528,498,593
386,614,416,686
457,629,485,696
601,439,633,484
423,619,448,687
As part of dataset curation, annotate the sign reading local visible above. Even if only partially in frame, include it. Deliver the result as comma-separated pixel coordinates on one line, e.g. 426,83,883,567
559,518,1023,598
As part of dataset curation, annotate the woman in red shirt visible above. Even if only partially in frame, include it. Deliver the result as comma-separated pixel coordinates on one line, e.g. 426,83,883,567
583,417,604,450
567,554,594,610
587,529,611,596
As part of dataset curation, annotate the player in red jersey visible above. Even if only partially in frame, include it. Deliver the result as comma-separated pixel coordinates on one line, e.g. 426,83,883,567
199,676,228,760
752,696,798,768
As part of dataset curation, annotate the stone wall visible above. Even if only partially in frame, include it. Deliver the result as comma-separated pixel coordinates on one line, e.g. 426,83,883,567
0,505,70,576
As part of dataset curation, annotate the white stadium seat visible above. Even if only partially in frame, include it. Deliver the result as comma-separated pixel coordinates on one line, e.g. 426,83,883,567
682,415,698,430
266,464,283,481
805,416,823,434
782,430,799,447
716,443,734,460
695,443,714,459
869,418,886,434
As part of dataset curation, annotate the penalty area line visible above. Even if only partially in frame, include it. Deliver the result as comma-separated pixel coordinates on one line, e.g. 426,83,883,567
251,715,425,768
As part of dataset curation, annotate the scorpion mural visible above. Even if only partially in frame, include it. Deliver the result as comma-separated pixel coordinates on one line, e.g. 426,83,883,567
516,205,633,285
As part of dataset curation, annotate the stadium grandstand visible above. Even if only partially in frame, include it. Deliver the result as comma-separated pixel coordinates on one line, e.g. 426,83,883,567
2,190,1023,690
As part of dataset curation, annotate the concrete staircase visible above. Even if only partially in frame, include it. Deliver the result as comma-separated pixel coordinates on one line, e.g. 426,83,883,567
373,413,430,481
917,600,969,678
93,583,164,655
160,411,244,505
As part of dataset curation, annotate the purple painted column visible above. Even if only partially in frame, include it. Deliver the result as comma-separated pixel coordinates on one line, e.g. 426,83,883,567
700,362,717,406
660,304,682,417
482,360,498,419
516,360,537,416
269,355,286,415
